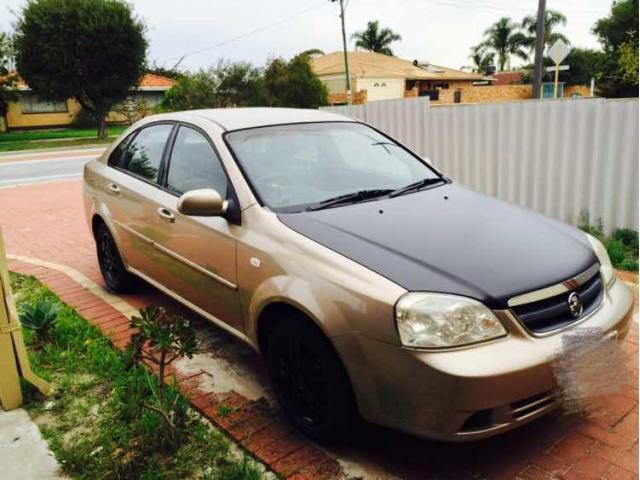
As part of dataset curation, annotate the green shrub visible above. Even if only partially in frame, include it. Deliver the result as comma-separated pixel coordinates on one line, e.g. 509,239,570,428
605,239,627,265
19,298,59,345
613,228,639,250
577,211,638,272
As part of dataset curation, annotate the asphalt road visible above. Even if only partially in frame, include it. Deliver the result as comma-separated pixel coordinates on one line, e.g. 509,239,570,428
0,146,105,187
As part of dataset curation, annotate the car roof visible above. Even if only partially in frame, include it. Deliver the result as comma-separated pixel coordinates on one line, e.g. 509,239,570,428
180,107,353,131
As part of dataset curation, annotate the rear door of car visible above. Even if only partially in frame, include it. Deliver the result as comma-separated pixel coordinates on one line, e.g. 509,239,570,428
142,123,243,332
104,122,176,276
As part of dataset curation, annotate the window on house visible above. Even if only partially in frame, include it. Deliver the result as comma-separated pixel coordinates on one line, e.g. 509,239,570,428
374,82,380,87
381,82,387,87
20,94,68,114
432,82,450,90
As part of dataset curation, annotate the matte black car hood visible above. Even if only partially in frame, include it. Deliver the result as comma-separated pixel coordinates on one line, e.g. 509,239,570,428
278,183,597,309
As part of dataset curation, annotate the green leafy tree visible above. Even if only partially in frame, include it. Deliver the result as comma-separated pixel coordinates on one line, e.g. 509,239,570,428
0,32,17,125
481,17,529,71
13,0,147,139
522,9,569,52
264,54,328,108
593,0,639,97
351,20,402,56
161,61,268,111
468,44,495,73
618,37,639,85
559,48,606,86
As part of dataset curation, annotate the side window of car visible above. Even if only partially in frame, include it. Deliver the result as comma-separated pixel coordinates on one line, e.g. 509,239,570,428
107,133,135,167
166,126,228,197
121,124,174,183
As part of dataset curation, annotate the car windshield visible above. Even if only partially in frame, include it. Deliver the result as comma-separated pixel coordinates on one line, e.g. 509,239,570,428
225,122,442,212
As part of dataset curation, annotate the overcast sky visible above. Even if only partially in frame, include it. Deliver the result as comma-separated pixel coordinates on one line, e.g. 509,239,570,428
1,0,613,71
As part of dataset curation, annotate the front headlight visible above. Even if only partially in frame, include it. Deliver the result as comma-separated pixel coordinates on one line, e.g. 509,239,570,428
585,233,616,287
395,293,507,348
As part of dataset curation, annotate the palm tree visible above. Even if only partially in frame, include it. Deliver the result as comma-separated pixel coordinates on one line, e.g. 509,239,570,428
481,17,529,71
298,48,325,59
522,9,569,51
351,20,401,56
468,44,495,73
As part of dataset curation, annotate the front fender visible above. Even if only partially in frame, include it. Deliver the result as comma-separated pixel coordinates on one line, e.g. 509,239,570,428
245,274,359,347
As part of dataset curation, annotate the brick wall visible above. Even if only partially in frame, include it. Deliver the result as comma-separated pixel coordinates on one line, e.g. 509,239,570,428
328,90,367,105
434,84,592,104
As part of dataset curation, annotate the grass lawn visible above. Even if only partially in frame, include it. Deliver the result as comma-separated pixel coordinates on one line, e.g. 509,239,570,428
10,273,270,480
0,126,127,153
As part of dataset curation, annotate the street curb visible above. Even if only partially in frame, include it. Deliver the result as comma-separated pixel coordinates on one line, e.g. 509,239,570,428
6,256,344,480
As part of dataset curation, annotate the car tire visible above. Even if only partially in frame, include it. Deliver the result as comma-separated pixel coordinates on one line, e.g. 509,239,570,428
266,314,358,442
95,222,135,293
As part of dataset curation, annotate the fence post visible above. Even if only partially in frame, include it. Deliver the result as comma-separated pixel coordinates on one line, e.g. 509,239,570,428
0,226,51,410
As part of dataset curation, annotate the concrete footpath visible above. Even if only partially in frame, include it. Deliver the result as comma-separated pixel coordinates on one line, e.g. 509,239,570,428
0,408,62,479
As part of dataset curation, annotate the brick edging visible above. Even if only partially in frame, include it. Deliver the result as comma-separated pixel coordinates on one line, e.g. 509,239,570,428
7,258,343,480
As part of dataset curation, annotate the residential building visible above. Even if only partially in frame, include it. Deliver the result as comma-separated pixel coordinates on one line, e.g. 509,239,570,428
311,51,484,104
4,73,175,130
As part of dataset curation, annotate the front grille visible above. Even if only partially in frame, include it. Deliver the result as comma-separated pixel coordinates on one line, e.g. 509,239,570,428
511,271,604,334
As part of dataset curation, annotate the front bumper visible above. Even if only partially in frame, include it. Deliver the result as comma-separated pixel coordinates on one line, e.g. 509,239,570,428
335,276,634,441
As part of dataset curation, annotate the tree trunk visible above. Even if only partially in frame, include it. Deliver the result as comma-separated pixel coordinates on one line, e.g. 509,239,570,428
97,114,108,140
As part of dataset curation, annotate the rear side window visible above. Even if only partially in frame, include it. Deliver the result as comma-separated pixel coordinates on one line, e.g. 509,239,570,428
120,124,174,183
166,126,228,197
108,133,134,167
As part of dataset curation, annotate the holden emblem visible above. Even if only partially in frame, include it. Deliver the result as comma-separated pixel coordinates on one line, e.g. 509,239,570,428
567,292,583,318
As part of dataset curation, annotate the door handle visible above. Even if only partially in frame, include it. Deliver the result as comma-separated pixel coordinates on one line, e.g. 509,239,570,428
107,183,120,195
157,207,175,223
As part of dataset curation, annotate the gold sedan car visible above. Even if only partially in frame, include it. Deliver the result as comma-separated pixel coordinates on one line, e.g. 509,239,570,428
83,108,634,442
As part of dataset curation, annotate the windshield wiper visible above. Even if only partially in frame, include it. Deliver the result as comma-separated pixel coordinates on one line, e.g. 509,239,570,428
306,189,393,211
389,177,445,198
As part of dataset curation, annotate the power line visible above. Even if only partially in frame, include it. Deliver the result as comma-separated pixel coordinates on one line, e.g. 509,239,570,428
163,0,330,68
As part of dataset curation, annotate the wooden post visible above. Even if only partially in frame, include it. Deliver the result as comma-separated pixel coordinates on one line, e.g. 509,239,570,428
0,226,51,410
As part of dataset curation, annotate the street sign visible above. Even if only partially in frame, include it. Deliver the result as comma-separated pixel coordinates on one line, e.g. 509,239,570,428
547,39,570,65
546,39,571,99
545,65,570,72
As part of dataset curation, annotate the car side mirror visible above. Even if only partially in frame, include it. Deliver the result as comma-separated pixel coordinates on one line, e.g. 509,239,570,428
177,189,228,217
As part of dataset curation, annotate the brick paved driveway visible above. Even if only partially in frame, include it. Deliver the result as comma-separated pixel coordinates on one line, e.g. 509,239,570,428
0,178,637,479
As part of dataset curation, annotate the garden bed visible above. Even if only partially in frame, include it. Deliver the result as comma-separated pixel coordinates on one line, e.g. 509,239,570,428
10,272,270,480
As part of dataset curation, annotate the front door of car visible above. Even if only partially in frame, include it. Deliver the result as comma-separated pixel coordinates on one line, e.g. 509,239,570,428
144,125,243,332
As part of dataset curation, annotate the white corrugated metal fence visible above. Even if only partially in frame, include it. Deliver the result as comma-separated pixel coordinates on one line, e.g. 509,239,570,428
322,97,639,232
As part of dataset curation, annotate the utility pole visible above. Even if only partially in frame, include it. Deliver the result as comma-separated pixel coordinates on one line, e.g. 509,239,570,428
331,0,352,104
532,0,547,99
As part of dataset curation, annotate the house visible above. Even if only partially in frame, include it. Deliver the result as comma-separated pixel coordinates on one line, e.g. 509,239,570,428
4,73,175,130
489,70,526,86
311,51,484,104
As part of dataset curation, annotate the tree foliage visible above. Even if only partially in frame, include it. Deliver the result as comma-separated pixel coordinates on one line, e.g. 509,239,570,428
0,32,17,119
162,54,327,111
468,44,495,73
593,0,639,97
481,17,529,71
264,54,328,108
521,9,569,51
351,20,402,56
559,48,606,86
13,0,147,138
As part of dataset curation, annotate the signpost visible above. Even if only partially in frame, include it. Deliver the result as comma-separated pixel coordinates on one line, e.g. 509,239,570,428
546,39,571,99
0,226,51,410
